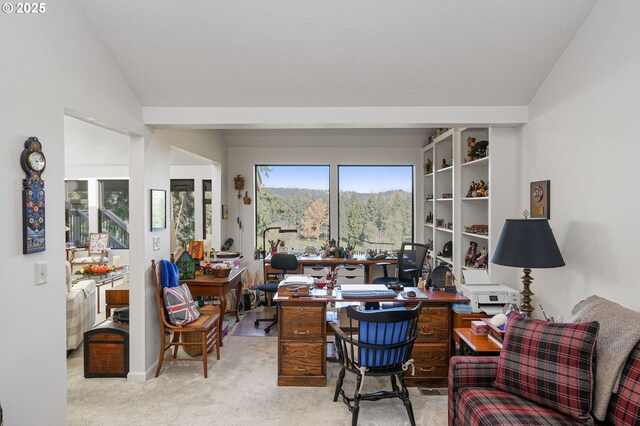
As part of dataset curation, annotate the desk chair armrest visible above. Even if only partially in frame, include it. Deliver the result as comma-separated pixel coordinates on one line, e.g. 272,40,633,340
375,262,392,278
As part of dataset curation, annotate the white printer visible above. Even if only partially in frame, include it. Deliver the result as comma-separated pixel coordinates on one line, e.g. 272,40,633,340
459,270,520,315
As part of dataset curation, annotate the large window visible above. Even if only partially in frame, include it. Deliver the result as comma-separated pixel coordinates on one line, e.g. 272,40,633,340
65,180,89,247
171,179,195,248
256,165,330,252
99,180,130,249
338,166,413,251
203,179,212,242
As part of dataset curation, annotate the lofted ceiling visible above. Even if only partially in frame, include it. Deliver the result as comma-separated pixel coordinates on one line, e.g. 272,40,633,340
76,0,596,108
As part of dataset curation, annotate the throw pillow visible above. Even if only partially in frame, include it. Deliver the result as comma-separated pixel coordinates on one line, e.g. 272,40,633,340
495,315,599,424
163,284,201,326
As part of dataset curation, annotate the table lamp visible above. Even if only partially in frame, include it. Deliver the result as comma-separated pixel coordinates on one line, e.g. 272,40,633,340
261,226,298,259
491,211,565,318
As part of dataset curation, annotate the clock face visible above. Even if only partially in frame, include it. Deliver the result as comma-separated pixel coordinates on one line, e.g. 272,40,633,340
28,152,45,172
533,185,544,202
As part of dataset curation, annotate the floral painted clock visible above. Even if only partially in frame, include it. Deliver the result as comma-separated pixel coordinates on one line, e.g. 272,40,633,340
21,137,46,254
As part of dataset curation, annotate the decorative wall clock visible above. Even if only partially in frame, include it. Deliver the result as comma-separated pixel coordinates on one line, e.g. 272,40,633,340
530,180,550,219
21,137,46,254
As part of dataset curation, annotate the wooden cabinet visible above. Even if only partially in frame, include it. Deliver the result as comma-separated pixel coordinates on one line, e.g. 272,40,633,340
278,303,326,386
452,312,490,345
406,305,451,387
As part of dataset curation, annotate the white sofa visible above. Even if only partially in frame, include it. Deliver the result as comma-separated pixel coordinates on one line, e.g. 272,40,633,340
66,261,96,350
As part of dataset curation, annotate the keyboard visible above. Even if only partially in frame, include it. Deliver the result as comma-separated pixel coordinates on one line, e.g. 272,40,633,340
340,289,397,299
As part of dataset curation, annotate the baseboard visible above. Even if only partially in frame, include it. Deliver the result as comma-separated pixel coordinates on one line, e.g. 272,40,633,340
127,362,157,382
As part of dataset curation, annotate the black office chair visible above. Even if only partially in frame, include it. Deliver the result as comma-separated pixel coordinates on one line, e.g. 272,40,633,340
331,303,423,426
254,253,299,334
373,242,429,287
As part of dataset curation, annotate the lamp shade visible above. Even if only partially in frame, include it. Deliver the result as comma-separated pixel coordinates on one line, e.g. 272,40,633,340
492,219,565,268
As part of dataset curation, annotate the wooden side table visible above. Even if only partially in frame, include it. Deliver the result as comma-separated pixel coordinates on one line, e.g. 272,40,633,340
454,328,501,356
105,282,129,318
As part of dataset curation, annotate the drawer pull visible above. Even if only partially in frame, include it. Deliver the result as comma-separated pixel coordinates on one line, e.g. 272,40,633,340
294,330,310,335
419,367,435,372
294,351,308,357
295,366,310,372
419,331,434,336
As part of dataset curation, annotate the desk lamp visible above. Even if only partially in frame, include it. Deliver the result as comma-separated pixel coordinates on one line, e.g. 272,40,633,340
261,227,298,259
491,211,565,318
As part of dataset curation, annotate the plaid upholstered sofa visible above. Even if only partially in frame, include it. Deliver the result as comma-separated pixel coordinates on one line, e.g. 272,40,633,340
66,261,96,350
448,327,640,425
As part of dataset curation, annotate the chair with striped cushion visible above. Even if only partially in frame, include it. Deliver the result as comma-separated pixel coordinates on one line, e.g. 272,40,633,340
151,259,220,378
331,303,422,426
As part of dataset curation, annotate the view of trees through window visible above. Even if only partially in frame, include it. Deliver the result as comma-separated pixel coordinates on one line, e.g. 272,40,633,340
256,165,330,252
339,166,413,251
99,180,130,249
65,180,89,246
171,179,195,249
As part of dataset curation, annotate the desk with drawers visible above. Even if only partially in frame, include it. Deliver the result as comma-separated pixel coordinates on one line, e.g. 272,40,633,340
273,289,469,387
263,255,398,284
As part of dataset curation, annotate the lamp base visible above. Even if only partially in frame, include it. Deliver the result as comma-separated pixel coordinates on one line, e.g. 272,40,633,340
520,268,534,318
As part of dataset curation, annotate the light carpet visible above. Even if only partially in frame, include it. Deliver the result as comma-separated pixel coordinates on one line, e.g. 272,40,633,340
68,332,447,425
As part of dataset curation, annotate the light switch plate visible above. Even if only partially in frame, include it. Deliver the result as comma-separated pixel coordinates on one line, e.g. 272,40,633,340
35,261,47,285
153,236,160,251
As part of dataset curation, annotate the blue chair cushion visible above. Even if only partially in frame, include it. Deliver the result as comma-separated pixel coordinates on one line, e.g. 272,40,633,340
358,307,410,368
257,282,279,293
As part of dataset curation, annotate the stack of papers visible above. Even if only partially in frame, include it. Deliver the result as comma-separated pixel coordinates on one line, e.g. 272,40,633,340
279,275,315,287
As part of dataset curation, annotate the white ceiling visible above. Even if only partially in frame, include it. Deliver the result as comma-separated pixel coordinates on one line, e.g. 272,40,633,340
76,0,597,108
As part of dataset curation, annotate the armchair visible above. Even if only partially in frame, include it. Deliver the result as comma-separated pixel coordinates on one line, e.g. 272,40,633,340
69,232,110,269
331,303,423,426
66,261,96,350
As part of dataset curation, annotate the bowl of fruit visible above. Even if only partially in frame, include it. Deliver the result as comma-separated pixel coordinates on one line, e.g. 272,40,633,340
212,262,232,278
80,264,115,276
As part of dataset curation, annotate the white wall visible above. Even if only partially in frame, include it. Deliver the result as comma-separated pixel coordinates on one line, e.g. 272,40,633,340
227,143,423,280
519,0,640,320
0,1,145,424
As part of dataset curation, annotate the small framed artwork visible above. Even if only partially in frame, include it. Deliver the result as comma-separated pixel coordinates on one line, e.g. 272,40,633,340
150,189,166,231
530,180,550,219
222,204,229,220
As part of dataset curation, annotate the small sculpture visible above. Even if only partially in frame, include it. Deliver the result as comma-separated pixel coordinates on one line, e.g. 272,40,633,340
465,241,478,266
474,245,488,269
442,158,450,169
424,158,433,174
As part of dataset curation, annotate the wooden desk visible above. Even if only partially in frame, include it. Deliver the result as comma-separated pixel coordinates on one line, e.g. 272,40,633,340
105,282,129,318
181,267,245,347
264,255,398,284
274,288,468,387
454,328,501,356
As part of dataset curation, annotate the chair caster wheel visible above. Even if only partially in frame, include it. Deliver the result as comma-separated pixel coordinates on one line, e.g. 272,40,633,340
254,320,259,328
265,327,271,334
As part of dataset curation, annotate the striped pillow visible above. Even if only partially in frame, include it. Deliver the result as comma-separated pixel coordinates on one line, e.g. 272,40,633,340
495,315,599,424
163,284,201,326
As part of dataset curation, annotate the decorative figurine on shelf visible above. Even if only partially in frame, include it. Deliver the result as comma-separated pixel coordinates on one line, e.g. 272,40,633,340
474,245,488,269
426,211,433,224
472,140,489,159
466,137,476,162
426,239,433,251
465,241,478,266
424,158,433,175
467,181,476,198
441,158,450,169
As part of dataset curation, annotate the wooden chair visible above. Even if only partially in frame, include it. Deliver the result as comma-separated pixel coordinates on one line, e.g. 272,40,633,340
151,259,220,378
69,232,111,269
331,303,423,426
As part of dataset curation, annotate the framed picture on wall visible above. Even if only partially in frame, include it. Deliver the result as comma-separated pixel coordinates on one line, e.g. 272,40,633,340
530,180,550,219
151,189,166,231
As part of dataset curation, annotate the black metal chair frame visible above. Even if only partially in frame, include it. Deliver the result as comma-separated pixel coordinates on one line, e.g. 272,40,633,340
374,242,429,287
331,303,423,426
254,253,299,333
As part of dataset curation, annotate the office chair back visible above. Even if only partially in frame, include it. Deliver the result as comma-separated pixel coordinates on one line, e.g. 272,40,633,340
270,253,299,273
397,242,429,285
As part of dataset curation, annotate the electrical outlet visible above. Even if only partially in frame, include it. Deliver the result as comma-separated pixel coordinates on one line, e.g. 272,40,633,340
153,236,160,251
35,262,47,285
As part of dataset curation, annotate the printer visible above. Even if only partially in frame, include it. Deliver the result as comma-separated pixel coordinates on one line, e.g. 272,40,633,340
459,270,520,315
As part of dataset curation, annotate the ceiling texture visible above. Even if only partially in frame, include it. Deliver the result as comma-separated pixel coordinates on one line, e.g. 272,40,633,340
76,0,597,109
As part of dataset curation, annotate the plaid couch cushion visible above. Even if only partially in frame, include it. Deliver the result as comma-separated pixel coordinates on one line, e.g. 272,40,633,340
163,284,201,326
606,343,640,426
495,316,599,424
457,388,583,426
